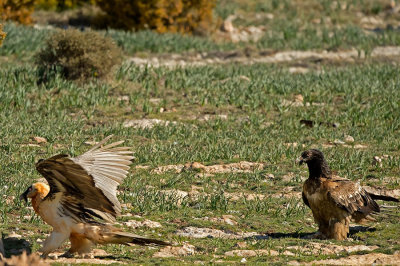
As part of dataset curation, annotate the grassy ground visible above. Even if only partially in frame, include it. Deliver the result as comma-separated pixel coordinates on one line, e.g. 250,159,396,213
1,0,400,265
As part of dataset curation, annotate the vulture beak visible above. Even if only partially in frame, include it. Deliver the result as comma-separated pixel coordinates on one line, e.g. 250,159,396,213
20,188,29,203
296,157,304,165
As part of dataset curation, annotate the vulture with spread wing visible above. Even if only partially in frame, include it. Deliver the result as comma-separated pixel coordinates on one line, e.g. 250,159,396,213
20,136,169,258
298,149,399,240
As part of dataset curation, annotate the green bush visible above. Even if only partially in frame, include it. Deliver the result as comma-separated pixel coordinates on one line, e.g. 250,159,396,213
35,29,122,81
95,0,216,34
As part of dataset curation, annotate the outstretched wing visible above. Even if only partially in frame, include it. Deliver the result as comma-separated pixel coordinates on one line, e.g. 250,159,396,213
36,135,134,222
326,178,380,216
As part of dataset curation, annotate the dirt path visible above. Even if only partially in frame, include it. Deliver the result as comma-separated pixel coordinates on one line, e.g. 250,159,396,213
128,46,400,68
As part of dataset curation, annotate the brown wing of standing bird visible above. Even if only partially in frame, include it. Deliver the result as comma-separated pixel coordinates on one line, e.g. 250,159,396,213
299,149,398,240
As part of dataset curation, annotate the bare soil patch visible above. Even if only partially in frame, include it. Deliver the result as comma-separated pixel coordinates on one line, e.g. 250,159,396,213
128,46,400,68
176,226,259,239
305,251,400,265
150,161,266,175
153,243,195,258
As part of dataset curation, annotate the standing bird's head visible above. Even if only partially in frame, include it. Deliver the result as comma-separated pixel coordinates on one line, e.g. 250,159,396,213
297,149,331,178
20,182,50,202
297,149,325,165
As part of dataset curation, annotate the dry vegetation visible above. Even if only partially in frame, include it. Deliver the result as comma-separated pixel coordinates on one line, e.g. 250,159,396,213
35,28,122,81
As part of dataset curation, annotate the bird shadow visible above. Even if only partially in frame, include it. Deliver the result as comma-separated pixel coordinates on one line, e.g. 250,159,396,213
348,225,376,236
245,226,376,240
1,237,32,258
97,255,134,260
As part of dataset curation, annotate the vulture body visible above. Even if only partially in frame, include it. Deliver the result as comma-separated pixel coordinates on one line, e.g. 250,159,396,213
298,149,398,240
21,136,169,257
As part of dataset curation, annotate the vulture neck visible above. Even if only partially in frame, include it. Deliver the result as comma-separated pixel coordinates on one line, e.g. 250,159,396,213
31,184,50,214
31,194,45,214
307,159,331,179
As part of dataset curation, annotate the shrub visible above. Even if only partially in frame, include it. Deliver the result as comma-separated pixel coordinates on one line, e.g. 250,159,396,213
0,0,36,24
35,29,122,81
35,0,95,11
95,0,216,34
0,24,6,46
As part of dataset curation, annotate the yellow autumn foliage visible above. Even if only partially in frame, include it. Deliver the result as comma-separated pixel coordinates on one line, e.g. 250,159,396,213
95,0,216,34
0,0,35,24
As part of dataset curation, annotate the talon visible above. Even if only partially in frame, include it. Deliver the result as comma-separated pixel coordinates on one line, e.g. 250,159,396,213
60,251,74,258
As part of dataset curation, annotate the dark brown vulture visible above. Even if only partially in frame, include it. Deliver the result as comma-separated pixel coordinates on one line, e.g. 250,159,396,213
298,149,398,240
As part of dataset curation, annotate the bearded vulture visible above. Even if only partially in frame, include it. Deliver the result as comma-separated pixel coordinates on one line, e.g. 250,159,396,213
20,135,169,258
298,149,398,240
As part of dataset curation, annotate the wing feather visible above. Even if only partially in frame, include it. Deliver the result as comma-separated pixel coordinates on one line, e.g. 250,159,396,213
327,179,380,215
36,136,133,223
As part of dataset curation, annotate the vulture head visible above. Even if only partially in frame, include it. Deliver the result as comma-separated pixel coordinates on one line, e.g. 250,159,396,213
298,149,331,178
20,182,50,202
297,149,325,165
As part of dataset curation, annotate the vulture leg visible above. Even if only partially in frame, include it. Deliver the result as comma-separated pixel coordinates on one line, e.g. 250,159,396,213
328,217,349,240
40,230,70,258
68,233,94,255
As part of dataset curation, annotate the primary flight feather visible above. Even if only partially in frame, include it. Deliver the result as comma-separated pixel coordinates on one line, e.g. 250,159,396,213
20,135,169,258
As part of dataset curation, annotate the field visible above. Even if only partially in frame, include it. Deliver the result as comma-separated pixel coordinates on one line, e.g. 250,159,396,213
1,0,400,265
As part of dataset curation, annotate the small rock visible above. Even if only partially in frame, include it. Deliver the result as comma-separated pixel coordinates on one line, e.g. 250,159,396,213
117,95,129,102
264,173,275,179
149,98,162,104
222,215,238,226
353,144,368,149
239,75,251,82
123,119,176,129
194,173,215,178
8,232,22,238
221,19,235,33
236,242,247,248
176,226,258,239
92,249,108,256
152,164,185,174
153,243,195,258
241,258,247,263
283,250,295,256
33,136,47,144
344,135,355,143
282,172,295,182
160,189,188,206
334,139,345,145
124,219,162,229
289,67,309,74
372,156,383,167
294,94,304,103
190,162,206,170
21,143,41,147
5,196,15,204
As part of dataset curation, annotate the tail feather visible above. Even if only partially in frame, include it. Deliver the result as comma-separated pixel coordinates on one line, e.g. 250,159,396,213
368,193,399,203
364,186,399,203
108,231,170,246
